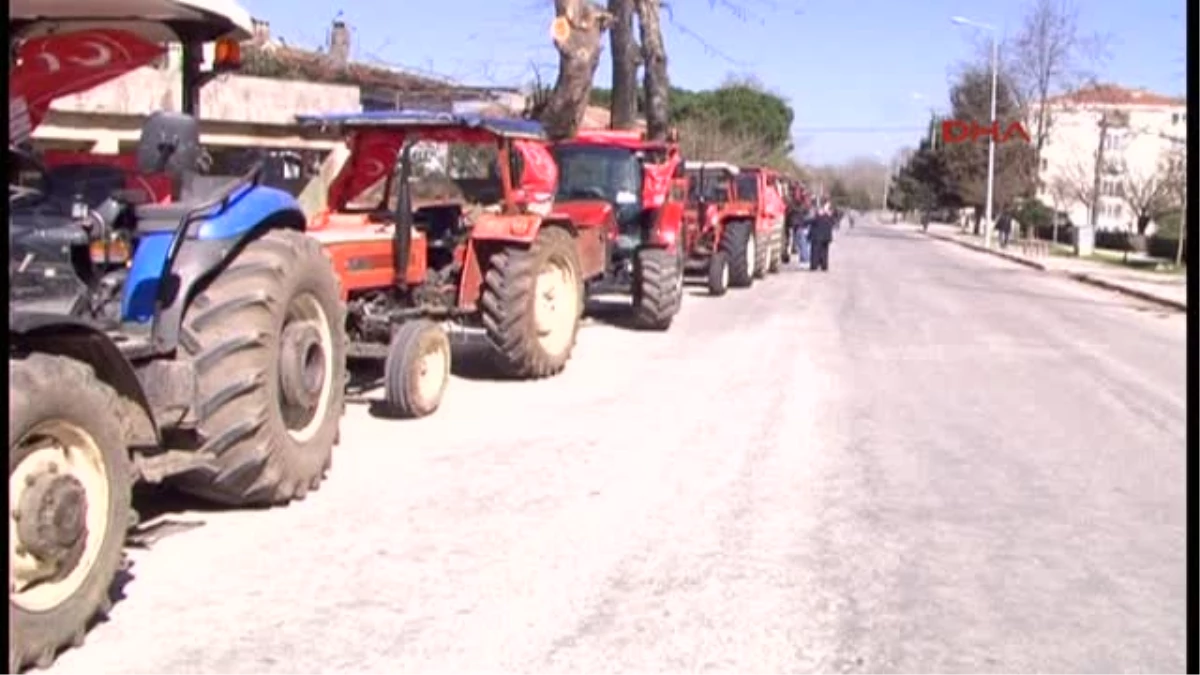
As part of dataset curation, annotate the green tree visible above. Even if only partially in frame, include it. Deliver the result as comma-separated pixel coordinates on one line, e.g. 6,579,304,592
890,139,954,213
939,66,1036,211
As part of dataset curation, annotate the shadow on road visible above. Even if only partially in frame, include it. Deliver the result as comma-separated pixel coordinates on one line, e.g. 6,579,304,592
584,296,643,330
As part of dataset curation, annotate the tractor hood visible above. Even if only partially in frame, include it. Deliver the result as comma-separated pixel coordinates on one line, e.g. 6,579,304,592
10,0,254,43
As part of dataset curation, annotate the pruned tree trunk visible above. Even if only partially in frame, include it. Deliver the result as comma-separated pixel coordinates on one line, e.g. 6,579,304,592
634,0,669,140
543,0,612,140
608,0,639,129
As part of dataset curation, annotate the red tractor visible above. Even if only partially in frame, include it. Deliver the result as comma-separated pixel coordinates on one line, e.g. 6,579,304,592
740,166,789,276
298,111,610,417
549,130,686,330
681,161,786,295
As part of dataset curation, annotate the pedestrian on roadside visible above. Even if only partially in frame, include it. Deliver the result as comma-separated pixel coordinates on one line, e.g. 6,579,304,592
808,205,835,271
794,208,813,266
996,208,1013,248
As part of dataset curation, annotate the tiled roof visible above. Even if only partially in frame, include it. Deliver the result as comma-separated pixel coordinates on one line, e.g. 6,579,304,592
242,42,503,96
1046,84,1185,107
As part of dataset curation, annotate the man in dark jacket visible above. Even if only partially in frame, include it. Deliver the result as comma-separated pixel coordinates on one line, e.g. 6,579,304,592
808,205,835,271
995,209,1013,248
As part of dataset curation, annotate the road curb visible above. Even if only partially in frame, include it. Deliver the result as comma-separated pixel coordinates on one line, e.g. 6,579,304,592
1063,272,1188,311
924,231,1047,270
922,230,1187,311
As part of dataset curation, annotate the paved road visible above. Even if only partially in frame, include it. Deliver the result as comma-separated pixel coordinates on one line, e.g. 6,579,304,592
47,217,1188,674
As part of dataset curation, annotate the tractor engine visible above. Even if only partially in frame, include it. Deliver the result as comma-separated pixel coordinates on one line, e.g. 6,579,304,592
10,181,135,324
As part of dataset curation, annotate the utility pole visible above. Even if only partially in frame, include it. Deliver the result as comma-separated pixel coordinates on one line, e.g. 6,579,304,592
1080,112,1113,257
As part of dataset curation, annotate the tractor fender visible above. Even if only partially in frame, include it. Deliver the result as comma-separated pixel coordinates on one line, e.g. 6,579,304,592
646,200,686,252
150,194,307,354
469,212,543,244
10,312,158,448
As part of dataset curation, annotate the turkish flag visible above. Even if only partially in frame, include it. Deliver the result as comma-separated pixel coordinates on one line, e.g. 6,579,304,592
10,29,166,143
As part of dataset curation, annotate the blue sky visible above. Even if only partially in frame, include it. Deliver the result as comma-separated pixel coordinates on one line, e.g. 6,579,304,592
242,0,1184,165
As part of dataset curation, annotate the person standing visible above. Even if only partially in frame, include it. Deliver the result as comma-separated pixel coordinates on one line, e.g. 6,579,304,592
995,208,1013,248
808,205,835,271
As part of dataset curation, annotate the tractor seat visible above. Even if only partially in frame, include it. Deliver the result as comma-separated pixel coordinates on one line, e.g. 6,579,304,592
134,175,244,234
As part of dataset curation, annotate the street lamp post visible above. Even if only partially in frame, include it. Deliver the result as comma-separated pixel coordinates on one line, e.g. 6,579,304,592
952,16,999,248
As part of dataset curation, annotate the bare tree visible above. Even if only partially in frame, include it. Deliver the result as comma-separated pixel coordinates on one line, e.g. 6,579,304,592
1046,174,1073,243
634,0,669,140
1007,0,1111,191
676,117,772,165
1119,162,1172,236
540,0,612,140
607,0,639,129
1057,160,1099,223
1160,144,1188,266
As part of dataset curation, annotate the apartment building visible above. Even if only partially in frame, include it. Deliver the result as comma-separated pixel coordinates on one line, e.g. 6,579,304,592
1035,84,1186,232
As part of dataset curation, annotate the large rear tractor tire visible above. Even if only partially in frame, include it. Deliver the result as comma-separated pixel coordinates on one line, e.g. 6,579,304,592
753,231,770,279
631,246,683,331
9,354,133,673
382,320,451,419
480,226,583,379
768,223,784,273
172,229,347,507
721,220,755,289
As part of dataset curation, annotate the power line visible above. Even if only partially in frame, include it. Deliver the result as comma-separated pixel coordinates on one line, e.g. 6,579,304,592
792,125,928,134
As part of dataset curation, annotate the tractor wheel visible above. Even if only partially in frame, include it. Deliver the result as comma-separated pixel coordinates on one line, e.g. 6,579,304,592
9,354,133,673
753,231,770,279
383,320,451,419
631,247,683,331
721,219,755,288
172,230,347,507
480,226,582,379
768,225,784,273
707,251,730,296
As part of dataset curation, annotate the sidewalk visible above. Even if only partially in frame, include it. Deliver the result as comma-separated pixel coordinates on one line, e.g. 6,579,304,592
901,221,1188,311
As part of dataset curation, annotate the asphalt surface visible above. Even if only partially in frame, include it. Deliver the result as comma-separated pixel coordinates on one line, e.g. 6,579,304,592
46,216,1188,674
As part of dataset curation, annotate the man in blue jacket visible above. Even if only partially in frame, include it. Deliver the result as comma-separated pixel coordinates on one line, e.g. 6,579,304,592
808,204,836,271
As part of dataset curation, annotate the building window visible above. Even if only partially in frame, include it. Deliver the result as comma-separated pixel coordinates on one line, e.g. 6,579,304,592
1103,133,1126,151
1040,157,1048,171
1101,179,1122,197
1101,202,1123,219
1172,112,1181,124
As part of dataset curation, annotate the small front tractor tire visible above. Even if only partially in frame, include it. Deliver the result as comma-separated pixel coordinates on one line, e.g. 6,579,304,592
721,220,755,288
172,229,347,507
481,226,583,379
383,320,451,419
631,246,684,331
708,251,730,296
9,354,133,673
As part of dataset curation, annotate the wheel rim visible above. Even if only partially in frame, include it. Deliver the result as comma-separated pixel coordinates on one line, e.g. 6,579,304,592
534,256,579,357
279,293,335,443
746,234,756,274
10,421,111,613
415,338,449,404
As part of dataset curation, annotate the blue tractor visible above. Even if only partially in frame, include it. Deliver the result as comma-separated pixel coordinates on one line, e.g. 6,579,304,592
9,2,346,670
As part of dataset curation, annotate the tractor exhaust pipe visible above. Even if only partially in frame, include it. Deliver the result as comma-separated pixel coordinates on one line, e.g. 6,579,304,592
393,142,413,288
